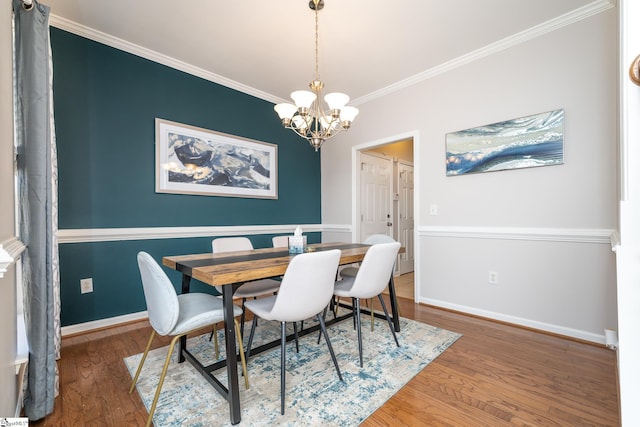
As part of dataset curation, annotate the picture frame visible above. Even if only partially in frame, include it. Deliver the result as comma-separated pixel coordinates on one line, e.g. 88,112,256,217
445,109,564,176
155,118,278,199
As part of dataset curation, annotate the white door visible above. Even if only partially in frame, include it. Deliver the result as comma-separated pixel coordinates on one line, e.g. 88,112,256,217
397,163,414,274
359,153,393,243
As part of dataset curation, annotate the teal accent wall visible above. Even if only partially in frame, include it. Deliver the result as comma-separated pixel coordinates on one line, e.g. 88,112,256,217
51,28,322,326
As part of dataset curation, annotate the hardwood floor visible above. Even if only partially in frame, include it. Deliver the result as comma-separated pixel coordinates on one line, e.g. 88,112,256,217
34,296,619,426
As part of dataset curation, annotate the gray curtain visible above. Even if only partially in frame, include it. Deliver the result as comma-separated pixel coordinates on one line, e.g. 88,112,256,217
13,0,60,420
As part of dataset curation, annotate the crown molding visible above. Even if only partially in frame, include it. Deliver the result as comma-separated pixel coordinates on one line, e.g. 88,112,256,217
352,0,615,105
48,15,283,105
50,0,614,109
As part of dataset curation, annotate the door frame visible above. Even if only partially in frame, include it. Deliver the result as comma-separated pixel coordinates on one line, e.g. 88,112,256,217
351,130,420,301
396,160,415,275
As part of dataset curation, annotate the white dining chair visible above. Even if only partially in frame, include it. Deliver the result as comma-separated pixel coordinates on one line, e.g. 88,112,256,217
130,252,249,427
272,235,290,248
244,249,343,415
210,237,282,339
333,241,401,367
339,234,396,278
338,234,397,329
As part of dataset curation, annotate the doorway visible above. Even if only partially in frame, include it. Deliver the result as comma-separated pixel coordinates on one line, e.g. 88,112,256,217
356,137,415,300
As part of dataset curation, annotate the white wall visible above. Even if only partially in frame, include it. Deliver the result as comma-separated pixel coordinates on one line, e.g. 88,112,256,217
0,1,19,417
322,9,618,342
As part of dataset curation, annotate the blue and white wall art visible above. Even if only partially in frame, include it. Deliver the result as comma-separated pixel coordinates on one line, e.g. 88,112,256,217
156,118,277,199
445,109,564,176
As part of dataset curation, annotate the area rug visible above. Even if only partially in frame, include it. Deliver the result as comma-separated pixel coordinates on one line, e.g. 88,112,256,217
124,315,461,426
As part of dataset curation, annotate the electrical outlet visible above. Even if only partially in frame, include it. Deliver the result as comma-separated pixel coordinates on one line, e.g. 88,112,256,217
488,271,498,285
80,278,93,294
429,204,438,215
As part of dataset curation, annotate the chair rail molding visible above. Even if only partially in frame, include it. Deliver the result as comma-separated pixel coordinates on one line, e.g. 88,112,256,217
0,237,26,278
56,224,324,244
419,226,616,247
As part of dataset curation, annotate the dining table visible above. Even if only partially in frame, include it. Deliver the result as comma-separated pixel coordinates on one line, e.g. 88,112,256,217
162,241,402,425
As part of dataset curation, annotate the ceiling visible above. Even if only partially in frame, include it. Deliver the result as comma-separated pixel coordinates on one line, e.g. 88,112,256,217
46,0,606,106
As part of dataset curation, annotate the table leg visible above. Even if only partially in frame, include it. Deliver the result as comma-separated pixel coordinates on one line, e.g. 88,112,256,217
178,274,191,363
222,284,241,424
387,274,401,332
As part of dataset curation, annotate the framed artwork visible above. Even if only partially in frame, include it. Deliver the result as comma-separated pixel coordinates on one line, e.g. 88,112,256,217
155,118,277,199
445,109,564,176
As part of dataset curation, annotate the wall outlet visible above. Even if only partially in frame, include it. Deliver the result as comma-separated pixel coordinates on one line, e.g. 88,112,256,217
80,278,93,294
429,204,438,215
488,271,498,285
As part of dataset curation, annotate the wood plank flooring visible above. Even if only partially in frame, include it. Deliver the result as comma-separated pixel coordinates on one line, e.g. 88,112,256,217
32,291,619,426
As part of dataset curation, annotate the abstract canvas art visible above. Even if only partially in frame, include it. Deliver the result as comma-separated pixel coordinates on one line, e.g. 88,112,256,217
445,109,564,176
156,119,277,198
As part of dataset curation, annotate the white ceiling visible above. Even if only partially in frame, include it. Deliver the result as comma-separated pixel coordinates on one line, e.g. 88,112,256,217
47,0,609,105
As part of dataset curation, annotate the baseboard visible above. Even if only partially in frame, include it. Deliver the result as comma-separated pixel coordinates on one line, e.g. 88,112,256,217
61,311,148,336
419,296,606,345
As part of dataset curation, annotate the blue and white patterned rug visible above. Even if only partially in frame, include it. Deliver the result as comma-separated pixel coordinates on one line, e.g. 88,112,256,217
124,315,461,426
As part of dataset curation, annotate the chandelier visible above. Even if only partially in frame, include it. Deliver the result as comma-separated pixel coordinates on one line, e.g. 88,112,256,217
274,0,359,151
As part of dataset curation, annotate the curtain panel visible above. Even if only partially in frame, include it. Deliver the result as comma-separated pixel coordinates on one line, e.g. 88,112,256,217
13,0,60,420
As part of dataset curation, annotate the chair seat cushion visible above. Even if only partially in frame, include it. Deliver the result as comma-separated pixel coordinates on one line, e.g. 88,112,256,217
234,279,281,298
333,277,356,298
171,293,242,336
243,295,278,321
340,266,359,278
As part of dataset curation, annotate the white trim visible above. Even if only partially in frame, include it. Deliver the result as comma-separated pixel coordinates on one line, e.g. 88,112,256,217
61,310,148,337
321,224,351,233
49,2,613,109
0,237,26,278
352,0,615,106
48,15,283,105
56,224,323,244
419,226,616,246
420,297,606,344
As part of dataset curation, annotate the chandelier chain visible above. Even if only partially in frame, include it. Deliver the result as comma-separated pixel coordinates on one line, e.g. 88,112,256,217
314,4,319,81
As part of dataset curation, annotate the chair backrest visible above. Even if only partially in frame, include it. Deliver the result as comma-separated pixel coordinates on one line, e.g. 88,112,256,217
269,249,341,322
137,251,180,336
350,242,401,299
272,235,289,248
212,237,254,253
363,234,395,245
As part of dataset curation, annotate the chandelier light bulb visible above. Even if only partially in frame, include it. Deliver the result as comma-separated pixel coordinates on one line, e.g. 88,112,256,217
324,92,349,112
339,106,359,124
274,103,297,122
291,90,317,111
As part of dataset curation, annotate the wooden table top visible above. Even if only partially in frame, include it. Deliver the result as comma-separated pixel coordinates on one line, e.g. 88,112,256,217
163,242,371,286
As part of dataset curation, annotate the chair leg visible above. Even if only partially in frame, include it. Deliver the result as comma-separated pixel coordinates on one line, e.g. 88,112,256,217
378,294,400,347
370,298,374,332
355,298,364,368
317,313,343,382
146,334,182,427
234,319,250,390
280,321,287,415
352,297,357,330
240,298,248,338
293,321,299,353
212,323,219,359
246,315,259,357
317,305,328,344
129,330,156,394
